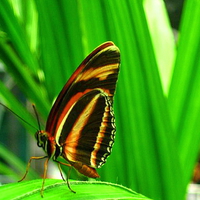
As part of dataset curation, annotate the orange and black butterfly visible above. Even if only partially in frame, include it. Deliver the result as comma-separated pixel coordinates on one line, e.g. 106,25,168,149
20,41,120,196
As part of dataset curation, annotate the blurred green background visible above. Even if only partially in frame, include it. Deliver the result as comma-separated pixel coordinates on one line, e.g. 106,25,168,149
0,0,200,200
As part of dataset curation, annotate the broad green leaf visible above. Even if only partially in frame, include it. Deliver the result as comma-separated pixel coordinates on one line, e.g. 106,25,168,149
168,0,200,188
144,0,176,95
0,179,151,200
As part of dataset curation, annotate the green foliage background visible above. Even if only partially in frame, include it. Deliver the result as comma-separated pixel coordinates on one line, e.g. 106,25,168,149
0,0,200,200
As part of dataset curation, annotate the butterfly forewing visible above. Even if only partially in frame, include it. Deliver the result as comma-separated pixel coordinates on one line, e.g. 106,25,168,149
46,42,120,135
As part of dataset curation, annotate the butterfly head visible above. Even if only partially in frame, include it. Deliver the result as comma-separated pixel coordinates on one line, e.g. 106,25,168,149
35,130,48,148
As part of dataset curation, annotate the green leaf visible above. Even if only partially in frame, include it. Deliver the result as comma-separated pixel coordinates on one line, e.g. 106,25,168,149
144,0,176,95
0,179,151,200
168,0,200,189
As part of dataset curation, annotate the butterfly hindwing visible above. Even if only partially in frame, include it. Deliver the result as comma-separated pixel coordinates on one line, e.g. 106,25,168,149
61,89,115,168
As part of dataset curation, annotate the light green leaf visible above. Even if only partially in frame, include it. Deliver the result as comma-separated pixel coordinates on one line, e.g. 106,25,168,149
0,179,151,200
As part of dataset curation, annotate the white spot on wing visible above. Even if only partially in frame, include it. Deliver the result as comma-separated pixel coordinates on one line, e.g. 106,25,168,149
90,93,116,168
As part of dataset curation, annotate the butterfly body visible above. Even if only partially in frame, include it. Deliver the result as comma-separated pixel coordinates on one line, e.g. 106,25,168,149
36,129,100,178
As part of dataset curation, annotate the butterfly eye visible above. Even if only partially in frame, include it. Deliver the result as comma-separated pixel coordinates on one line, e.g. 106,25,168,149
35,131,48,148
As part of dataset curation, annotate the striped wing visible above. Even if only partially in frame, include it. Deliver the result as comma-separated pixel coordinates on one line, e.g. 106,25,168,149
61,89,115,168
46,42,120,167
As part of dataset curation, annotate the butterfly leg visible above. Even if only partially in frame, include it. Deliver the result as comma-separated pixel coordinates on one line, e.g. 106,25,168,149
40,157,50,198
18,155,47,182
66,166,76,193
55,161,76,193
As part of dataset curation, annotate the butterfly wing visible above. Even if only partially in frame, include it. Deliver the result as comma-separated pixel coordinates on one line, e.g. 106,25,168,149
61,89,115,168
46,41,120,168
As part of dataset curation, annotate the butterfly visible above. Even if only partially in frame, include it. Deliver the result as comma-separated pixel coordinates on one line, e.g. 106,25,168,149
19,41,120,196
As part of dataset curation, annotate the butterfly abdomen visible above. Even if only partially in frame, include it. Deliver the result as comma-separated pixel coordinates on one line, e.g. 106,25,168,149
71,162,100,178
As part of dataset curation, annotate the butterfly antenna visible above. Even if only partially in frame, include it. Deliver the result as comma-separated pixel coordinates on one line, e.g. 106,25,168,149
32,104,42,131
0,102,38,131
